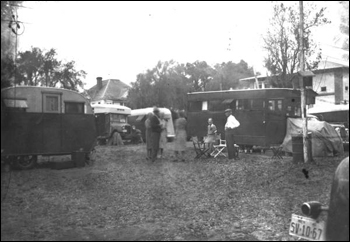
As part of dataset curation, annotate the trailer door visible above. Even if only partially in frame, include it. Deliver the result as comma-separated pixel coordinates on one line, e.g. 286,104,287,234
266,99,286,145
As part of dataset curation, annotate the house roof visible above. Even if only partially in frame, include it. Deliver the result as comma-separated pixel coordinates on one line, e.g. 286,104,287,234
87,79,130,101
239,65,349,82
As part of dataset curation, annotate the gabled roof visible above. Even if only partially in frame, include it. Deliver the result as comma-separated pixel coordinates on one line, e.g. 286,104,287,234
87,79,130,101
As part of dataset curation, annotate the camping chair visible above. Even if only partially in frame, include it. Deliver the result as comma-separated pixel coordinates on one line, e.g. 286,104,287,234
192,136,210,159
211,138,227,158
271,144,283,159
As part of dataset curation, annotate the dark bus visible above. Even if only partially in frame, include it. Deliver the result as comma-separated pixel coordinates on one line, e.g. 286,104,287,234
1,86,97,169
187,88,317,148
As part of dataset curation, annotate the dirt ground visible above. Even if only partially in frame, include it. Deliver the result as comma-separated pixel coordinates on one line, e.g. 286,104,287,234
1,142,348,241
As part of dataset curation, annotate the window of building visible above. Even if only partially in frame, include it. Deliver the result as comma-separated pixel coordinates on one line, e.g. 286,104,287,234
345,86,348,91
43,94,60,113
321,86,327,92
65,102,84,114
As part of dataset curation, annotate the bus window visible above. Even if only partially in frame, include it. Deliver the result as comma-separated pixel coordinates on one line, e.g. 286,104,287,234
202,101,208,111
268,100,276,111
65,102,84,114
111,114,127,123
251,99,264,110
209,100,226,111
236,100,244,110
243,99,250,110
188,101,202,112
286,105,293,116
268,99,283,111
277,100,283,111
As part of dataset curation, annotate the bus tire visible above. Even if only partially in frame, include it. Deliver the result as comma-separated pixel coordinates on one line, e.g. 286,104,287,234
14,155,37,170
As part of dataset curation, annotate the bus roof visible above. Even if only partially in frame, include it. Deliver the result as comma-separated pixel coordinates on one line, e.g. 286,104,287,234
92,104,131,115
187,88,318,101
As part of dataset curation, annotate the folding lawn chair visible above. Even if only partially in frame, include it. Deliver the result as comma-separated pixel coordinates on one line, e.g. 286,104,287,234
192,136,210,159
210,138,227,158
271,144,283,159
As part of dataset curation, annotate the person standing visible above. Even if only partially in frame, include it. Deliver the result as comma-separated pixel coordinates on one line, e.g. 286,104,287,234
205,118,217,154
224,109,240,160
150,107,162,162
145,112,153,160
159,112,167,159
173,110,187,162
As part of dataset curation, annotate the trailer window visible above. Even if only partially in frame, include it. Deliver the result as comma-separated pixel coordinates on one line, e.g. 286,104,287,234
65,102,84,114
268,99,283,111
268,100,275,111
188,101,202,112
236,100,244,110
209,100,226,111
3,99,28,112
44,94,60,113
251,99,264,110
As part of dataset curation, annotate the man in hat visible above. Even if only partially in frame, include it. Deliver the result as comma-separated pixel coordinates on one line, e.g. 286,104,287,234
150,107,162,162
224,108,240,160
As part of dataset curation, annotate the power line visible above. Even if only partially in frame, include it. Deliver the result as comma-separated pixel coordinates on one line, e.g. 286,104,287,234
1,18,31,24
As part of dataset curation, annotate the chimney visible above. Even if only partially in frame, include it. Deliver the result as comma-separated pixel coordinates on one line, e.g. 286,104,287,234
96,77,102,90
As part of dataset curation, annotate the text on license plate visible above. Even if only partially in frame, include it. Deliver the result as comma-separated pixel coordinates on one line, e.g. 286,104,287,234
289,214,325,241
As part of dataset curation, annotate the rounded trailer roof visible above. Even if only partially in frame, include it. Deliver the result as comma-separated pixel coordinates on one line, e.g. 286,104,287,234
130,107,171,116
92,104,131,115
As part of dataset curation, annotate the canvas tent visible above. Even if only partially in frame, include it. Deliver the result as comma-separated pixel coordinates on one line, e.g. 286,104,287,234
282,118,344,157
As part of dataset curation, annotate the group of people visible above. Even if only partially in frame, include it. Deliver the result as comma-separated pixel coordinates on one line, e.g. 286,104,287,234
144,106,240,162
204,108,240,160
145,107,187,162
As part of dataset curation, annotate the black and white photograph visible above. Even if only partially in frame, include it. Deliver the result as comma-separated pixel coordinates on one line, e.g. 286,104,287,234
1,1,349,241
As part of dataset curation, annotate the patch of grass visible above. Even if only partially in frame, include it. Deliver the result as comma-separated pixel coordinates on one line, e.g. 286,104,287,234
1,143,348,241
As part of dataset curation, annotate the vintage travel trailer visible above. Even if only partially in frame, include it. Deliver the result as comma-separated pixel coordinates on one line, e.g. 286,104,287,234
1,86,97,169
187,88,318,148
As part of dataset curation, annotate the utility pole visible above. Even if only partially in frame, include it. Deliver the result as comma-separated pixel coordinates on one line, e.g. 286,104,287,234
299,1,308,163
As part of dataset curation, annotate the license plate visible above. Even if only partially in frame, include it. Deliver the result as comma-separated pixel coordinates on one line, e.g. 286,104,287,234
289,214,325,241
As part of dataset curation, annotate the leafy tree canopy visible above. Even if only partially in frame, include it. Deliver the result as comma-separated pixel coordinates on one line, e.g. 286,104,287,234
127,59,255,110
263,2,330,87
2,47,86,91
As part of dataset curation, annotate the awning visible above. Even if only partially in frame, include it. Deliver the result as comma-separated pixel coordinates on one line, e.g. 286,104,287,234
222,99,234,104
136,115,145,121
4,99,28,108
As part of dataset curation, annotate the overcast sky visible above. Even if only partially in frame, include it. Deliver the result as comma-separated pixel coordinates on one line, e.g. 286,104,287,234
17,1,346,89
